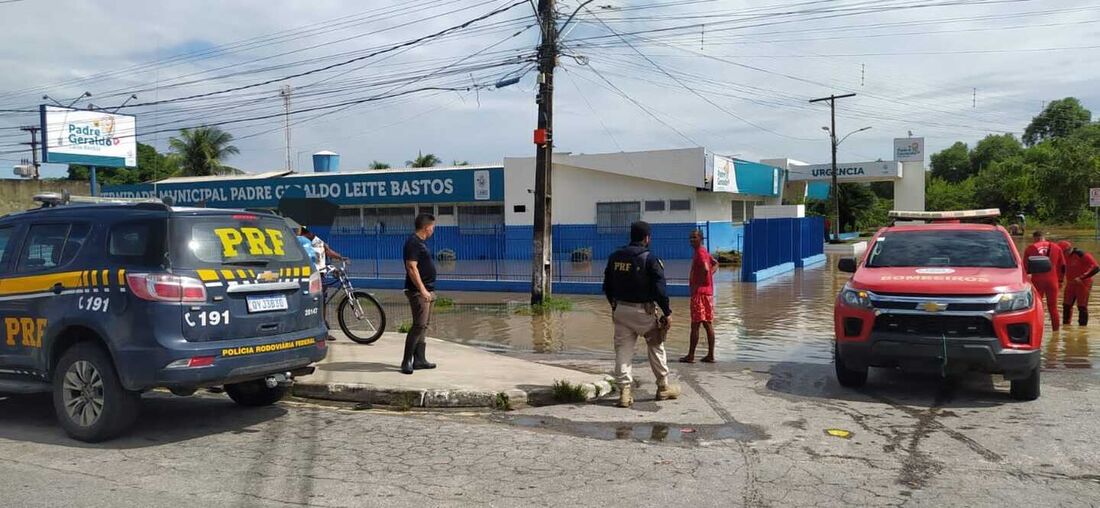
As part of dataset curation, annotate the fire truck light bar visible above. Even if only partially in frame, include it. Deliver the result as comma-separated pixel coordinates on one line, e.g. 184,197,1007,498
888,209,1001,220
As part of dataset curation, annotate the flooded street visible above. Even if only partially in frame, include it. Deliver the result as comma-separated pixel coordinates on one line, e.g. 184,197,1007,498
362,230,1100,370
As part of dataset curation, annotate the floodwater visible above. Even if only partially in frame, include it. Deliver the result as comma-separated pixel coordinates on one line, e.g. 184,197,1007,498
362,231,1100,370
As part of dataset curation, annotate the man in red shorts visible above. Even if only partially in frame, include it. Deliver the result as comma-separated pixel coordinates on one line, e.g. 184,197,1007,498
1024,231,1066,330
680,229,718,363
1058,241,1099,326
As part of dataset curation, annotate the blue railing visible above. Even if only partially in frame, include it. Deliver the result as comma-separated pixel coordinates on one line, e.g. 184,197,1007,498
741,216,825,282
311,222,746,284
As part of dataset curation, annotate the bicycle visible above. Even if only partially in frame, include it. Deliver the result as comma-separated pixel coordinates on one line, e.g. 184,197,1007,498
322,259,387,344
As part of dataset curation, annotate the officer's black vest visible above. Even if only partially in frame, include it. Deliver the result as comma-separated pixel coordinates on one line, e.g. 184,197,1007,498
606,244,654,304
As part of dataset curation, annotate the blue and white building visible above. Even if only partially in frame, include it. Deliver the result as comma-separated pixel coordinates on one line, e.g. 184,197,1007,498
101,147,790,289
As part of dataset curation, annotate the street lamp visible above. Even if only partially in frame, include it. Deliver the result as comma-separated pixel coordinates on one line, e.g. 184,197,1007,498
820,125,871,243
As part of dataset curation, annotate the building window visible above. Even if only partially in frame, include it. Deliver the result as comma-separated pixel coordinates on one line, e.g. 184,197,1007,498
438,205,455,216
596,201,641,233
669,199,692,211
418,206,434,217
731,201,761,223
333,207,362,234
644,200,665,212
513,204,526,213
364,206,414,234
459,205,504,234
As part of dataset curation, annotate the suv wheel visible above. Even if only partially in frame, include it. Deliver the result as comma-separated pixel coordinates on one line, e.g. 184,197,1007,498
225,379,288,407
834,344,868,388
1010,366,1040,401
52,343,141,442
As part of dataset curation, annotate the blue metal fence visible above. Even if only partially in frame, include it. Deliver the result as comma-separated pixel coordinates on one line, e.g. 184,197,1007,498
741,216,825,282
312,222,744,284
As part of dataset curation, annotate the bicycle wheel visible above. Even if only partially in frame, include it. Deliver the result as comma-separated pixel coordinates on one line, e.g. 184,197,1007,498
338,290,387,344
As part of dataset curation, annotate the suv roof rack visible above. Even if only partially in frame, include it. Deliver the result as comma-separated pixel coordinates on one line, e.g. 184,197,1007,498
32,191,168,209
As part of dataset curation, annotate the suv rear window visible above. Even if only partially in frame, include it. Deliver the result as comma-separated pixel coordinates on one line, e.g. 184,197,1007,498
171,214,304,268
109,220,167,266
866,230,1016,269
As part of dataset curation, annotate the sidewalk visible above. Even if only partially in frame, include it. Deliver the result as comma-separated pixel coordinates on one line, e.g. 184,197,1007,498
293,332,612,409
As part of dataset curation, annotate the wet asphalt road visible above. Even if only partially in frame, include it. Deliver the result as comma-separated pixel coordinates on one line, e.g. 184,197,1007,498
1,358,1098,507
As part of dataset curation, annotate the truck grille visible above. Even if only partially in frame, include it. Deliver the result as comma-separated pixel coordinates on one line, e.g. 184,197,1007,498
873,314,994,337
871,300,996,312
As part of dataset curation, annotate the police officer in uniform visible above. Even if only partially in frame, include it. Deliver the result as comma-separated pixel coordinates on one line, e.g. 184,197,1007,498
602,221,681,408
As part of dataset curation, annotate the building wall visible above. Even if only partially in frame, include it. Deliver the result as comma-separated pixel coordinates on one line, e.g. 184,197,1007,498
0,179,90,216
505,158,700,225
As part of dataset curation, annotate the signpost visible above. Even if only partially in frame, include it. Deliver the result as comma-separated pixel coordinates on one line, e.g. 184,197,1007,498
1090,188,1100,238
40,105,137,195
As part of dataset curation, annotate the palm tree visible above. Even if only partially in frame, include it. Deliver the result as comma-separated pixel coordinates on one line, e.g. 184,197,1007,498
369,160,391,170
406,150,440,168
168,126,240,177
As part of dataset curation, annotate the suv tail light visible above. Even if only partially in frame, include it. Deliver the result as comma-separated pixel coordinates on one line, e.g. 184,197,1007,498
308,271,322,295
127,273,207,303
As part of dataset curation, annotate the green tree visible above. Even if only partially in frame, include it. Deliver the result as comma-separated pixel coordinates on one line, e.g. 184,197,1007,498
406,151,440,168
67,142,179,184
929,141,971,182
1033,138,1100,223
369,160,391,170
452,160,470,166
168,126,240,177
972,157,1040,219
969,134,1023,174
1023,97,1092,146
925,176,977,211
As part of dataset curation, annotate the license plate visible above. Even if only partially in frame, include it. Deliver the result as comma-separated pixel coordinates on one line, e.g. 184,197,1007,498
246,294,288,313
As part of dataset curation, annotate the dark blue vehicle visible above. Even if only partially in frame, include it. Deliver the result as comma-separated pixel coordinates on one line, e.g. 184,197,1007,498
0,194,327,442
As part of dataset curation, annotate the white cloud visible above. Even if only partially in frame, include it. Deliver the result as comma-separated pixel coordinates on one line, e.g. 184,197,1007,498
1,0,1098,178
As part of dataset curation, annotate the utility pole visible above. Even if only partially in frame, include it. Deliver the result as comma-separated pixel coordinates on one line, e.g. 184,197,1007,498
19,126,40,180
809,93,856,243
530,0,556,305
280,85,293,171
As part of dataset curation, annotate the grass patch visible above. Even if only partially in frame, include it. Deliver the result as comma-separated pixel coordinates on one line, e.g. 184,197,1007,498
493,392,512,411
397,321,412,333
434,297,455,310
515,296,574,315
551,380,588,403
715,250,742,266
391,392,418,411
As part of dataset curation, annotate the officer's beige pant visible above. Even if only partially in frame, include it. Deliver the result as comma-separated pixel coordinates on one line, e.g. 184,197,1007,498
612,302,670,388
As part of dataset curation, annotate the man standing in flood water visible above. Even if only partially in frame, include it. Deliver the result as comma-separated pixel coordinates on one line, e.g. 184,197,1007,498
1025,230,1066,330
680,229,718,364
401,214,438,375
602,221,681,408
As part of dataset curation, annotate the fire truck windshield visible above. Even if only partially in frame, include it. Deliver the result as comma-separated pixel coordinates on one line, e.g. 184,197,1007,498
865,230,1016,269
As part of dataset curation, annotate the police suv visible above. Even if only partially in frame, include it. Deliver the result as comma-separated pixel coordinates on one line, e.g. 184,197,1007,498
0,194,327,441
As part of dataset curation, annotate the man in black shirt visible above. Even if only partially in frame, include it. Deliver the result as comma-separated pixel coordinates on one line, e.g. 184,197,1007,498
401,213,438,374
602,221,680,408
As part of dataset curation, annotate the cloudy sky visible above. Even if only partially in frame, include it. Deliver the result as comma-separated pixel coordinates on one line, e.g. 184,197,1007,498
0,0,1097,178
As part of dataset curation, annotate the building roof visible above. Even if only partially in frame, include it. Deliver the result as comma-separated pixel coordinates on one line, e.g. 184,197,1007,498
154,170,293,184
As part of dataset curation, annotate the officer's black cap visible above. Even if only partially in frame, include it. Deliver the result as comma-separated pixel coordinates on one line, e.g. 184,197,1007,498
630,221,651,242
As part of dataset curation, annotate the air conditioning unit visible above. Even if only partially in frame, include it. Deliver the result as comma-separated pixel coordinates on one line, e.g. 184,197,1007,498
13,165,35,178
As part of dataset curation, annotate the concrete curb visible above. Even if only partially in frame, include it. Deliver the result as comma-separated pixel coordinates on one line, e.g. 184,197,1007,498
293,378,615,410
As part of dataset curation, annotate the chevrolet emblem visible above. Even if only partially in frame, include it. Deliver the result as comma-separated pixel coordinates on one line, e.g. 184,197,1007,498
257,270,279,283
919,301,947,313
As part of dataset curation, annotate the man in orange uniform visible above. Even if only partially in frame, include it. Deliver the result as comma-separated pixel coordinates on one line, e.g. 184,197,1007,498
1024,231,1066,330
1058,241,1099,326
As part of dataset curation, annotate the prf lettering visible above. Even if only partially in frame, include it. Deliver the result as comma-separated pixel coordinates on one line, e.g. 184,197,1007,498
613,261,632,272
213,228,287,258
5,317,46,348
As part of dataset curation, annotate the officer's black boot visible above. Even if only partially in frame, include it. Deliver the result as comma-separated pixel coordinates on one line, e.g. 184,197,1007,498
413,342,436,370
400,335,417,375
1063,305,1072,326
1080,307,1089,326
